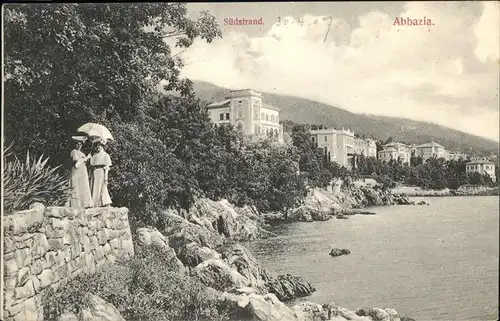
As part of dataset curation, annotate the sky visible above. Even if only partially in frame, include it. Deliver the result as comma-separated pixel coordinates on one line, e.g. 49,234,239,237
180,2,499,142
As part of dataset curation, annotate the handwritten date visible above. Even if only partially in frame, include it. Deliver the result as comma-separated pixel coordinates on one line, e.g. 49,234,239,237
275,16,333,42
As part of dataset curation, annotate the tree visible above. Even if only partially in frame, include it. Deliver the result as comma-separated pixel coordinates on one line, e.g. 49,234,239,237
4,3,222,165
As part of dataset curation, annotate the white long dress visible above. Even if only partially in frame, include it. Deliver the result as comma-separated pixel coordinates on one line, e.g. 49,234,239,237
90,150,112,207
69,149,93,208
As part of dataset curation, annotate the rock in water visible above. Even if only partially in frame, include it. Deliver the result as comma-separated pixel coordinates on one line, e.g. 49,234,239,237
289,205,331,222
329,248,351,258
266,274,316,301
356,307,389,321
356,307,413,321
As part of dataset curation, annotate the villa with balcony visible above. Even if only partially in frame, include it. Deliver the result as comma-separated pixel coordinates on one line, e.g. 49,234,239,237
206,89,284,143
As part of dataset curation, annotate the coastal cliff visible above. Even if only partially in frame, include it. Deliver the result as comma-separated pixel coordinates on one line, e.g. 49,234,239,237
10,187,416,321
131,196,415,321
392,185,500,197
264,185,413,223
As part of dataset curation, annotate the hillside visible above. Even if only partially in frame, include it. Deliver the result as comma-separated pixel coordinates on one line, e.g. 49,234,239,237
192,80,499,156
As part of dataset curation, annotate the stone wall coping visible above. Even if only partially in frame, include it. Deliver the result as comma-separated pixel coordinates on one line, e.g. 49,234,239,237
4,206,129,235
3,205,45,235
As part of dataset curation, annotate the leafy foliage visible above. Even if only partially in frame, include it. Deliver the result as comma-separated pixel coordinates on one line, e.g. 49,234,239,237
230,138,307,212
42,245,229,321
3,144,71,213
290,123,349,189
354,153,495,190
3,3,224,225
4,3,222,167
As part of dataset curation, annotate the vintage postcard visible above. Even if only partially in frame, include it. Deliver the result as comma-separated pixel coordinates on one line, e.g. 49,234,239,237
2,2,499,321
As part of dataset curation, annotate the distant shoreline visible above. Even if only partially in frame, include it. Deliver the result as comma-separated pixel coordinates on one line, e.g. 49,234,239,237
392,185,500,197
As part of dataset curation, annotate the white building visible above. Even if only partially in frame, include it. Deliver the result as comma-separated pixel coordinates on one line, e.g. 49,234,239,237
354,138,377,158
466,160,496,182
378,142,411,165
411,141,448,162
378,147,398,163
310,128,355,168
206,89,284,143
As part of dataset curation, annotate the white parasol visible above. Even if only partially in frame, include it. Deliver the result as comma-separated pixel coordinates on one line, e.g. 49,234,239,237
77,123,114,142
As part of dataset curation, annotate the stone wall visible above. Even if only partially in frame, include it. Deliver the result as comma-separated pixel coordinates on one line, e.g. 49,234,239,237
2,203,134,321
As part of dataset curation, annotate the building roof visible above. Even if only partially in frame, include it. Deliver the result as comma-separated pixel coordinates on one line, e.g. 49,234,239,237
207,99,230,109
379,147,397,152
310,128,336,135
310,128,355,137
206,99,281,112
226,89,262,98
466,160,495,165
416,141,444,148
383,142,410,148
262,103,280,112
336,128,354,136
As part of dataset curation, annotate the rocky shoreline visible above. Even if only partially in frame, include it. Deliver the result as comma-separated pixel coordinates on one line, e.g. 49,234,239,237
263,185,417,224
58,185,417,321
392,185,500,197
133,185,417,321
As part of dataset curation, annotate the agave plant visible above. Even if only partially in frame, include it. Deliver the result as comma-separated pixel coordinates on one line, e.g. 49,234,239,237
3,143,71,213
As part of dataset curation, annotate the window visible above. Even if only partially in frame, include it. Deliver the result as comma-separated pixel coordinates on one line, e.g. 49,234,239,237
265,114,269,121
324,136,328,142
238,107,243,118
274,128,278,137
261,112,264,119
271,115,274,122
238,100,242,103
225,113,230,120
237,123,243,132
219,113,224,120
254,125,260,134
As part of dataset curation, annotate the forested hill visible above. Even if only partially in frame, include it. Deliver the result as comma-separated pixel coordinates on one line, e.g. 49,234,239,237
192,80,499,156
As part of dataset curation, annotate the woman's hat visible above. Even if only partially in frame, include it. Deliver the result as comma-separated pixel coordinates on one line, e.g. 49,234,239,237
71,136,88,142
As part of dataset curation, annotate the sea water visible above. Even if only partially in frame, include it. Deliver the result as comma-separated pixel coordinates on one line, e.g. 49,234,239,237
245,196,499,321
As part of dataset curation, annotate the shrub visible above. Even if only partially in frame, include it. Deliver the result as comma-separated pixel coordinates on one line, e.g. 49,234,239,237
42,272,98,320
42,245,229,321
374,175,396,189
3,144,71,213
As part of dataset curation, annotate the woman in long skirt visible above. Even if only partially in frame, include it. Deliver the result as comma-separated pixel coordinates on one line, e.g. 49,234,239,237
90,140,112,207
68,139,93,208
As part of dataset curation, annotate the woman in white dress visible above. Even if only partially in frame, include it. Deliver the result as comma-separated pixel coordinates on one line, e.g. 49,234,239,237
90,139,112,207
68,138,93,208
